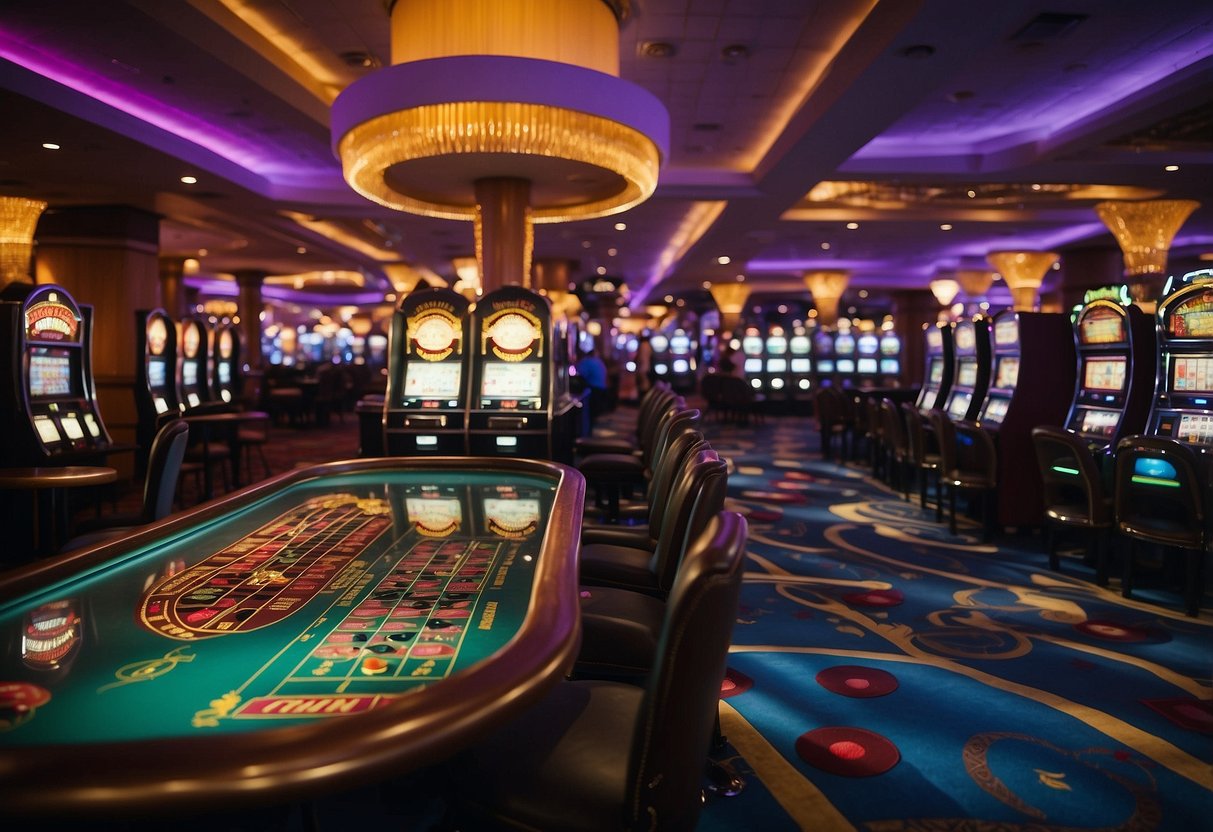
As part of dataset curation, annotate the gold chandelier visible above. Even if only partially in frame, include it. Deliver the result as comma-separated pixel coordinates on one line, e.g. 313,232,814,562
0,197,47,285
1095,199,1199,276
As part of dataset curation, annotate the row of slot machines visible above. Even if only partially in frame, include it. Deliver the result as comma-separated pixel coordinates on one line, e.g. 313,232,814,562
647,327,699,393
914,268,1213,528
382,285,581,462
739,324,902,398
133,308,244,450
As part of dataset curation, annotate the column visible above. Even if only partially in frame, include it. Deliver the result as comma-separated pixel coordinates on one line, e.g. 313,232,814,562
1058,246,1122,310
232,269,267,372
892,289,938,390
159,256,188,319
474,178,533,292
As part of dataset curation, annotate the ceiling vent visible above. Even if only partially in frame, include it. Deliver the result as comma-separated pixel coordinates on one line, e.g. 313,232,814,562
1010,12,1088,42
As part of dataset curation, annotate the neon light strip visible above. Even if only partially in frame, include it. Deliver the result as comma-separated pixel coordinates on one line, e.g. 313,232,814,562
1131,475,1181,488
1052,466,1080,476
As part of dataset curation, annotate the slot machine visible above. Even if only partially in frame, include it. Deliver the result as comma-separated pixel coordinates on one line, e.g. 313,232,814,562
1147,269,1213,451
879,327,902,387
976,308,1076,527
833,326,857,387
812,328,836,387
740,326,766,393
211,320,241,405
941,316,991,422
667,327,697,393
648,331,671,381
916,321,953,412
468,286,573,461
384,287,471,455
763,325,790,399
854,330,880,389
1064,286,1155,453
177,315,213,412
0,283,114,465
134,308,179,455
788,325,813,399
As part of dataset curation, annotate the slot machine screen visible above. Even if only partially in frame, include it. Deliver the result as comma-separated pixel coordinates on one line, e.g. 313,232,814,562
670,334,691,353
148,360,167,389
34,416,61,444
405,362,463,399
814,332,834,354
836,359,856,373
790,336,810,355
766,335,787,355
835,334,855,356
928,359,944,384
1080,409,1118,437
1079,307,1126,345
857,358,878,374
767,358,787,373
1178,413,1213,445
880,334,901,355
742,336,763,356
994,318,1019,346
1172,356,1213,393
672,359,690,373
1084,357,1127,392
791,358,811,373
28,349,73,398
744,358,763,373
994,356,1020,389
947,392,972,420
880,358,899,374
183,362,198,387
856,334,879,356
926,328,942,349
481,362,542,400
1167,288,1213,337
817,360,835,373
954,324,975,351
957,360,978,387
650,335,669,352
983,397,1009,424
218,363,231,384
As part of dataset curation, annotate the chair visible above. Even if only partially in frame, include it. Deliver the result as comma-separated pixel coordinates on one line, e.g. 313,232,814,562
929,410,998,539
452,511,748,832
236,415,272,483
576,383,675,458
64,419,190,550
717,375,762,425
813,386,851,463
901,402,941,518
879,398,911,498
1031,426,1114,583
1113,436,1208,616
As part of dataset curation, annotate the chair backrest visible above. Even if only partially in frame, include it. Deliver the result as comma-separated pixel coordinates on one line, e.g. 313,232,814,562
927,409,956,474
813,386,842,428
1113,435,1207,548
639,395,684,462
879,398,907,458
142,418,190,522
650,449,729,594
645,406,697,472
626,511,747,831
645,428,707,536
1031,425,1110,527
901,401,929,464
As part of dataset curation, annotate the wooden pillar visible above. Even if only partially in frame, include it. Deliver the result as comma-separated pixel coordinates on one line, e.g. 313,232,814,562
474,178,532,292
892,288,938,390
159,256,188,319
233,269,266,371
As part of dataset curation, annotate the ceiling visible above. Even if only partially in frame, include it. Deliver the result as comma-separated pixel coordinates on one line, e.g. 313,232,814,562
1,0,1211,314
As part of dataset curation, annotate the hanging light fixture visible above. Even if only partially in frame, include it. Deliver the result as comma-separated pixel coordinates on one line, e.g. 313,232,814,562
986,251,1058,312
708,279,750,335
1095,199,1199,311
803,270,849,328
929,278,960,307
0,197,48,286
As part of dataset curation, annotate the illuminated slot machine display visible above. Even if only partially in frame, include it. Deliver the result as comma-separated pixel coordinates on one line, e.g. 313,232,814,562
384,287,471,455
177,315,213,412
976,308,1076,528
941,316,991,422
763,325,789,398
211,321,241,405
879,327,902,386
854,330,880,388
833,326,857,387
0,283,113,465
667,327,697,393
134,308,180,454
812,328,836,387
1064,287,1156,453
741,327,766,392
915,322,953,412
788,326,813,398
648,331,671,380
468,286,576,461
1147,269,1213,453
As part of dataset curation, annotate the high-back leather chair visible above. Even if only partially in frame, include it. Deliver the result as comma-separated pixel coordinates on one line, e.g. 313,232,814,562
929,410,998,539
455,511,748,831
879,398,911,498
1031,426,1113,583
901,401,941,519
813,386,851,463
1113,435,1208,616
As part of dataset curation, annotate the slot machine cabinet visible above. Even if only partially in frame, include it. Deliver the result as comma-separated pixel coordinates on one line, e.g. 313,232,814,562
762,325,790,399
740,327,766,393
134,309,180,458
833,326,857,387
788,325,813,399
384,287,471,456
468,286,571,461
812,328,836,388
177,315,214,412
854,330,880,389
667,327,698,394
976,309,1076,528
211,321,242,405
879,328,902,387
941,316,991,422
1148,269,1213,453
648,331,671,381
0,283,114,465
916,322,954,412
1065,288,1156,454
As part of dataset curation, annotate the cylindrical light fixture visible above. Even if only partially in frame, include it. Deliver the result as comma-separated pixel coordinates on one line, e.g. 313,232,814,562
987,250,1058,311
803,270,849,328
707,280,750,335
956,269,994,299
1095,199,1199,276
0,197,48,286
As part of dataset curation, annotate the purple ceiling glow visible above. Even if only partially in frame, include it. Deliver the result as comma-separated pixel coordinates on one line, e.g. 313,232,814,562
0,33,326,182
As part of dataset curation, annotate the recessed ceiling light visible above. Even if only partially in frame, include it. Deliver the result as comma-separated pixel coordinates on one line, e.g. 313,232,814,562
180,175,197,184
820,242,831,250
596,266,607,275
639,41,676,58
582,240,592,249
702,281,711,290
717,255,731,265
967,189,977,198
940,223,953,231
858,290,869,299
296,246,307,254
1165,164,1180,172
614,222,627,231
845,222,859,230
607,247,617,256
664,295,674,303
41,142,60,150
